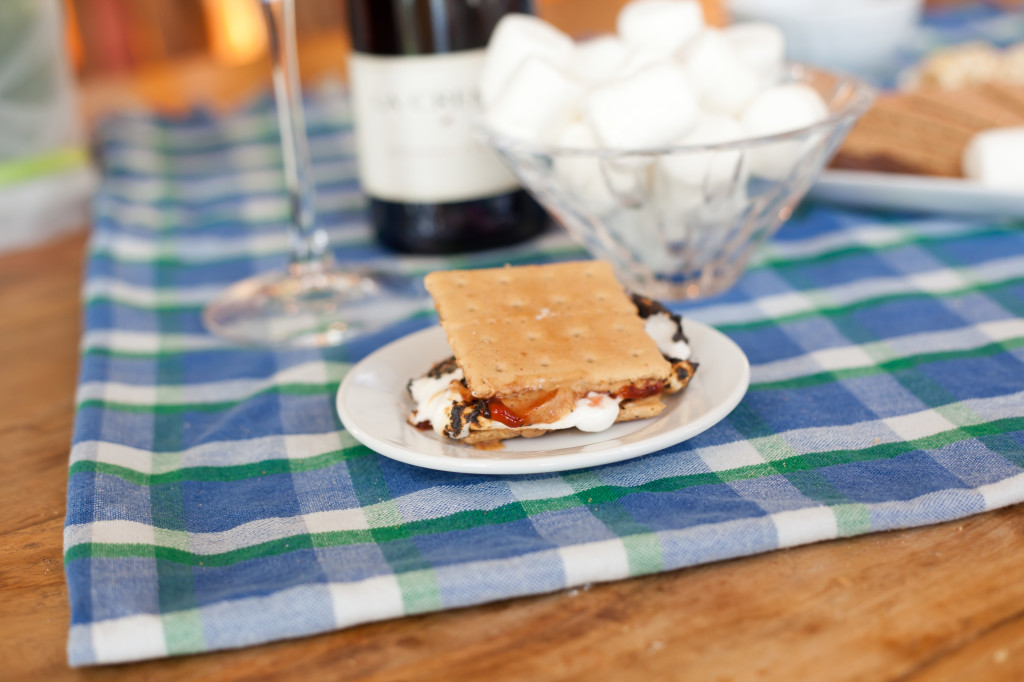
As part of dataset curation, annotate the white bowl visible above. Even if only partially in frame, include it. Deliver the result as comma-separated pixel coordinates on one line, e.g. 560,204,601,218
728,0,924,78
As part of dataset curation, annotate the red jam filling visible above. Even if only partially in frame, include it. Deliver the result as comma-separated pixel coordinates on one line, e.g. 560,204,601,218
613,381,662,401
485,399,525,428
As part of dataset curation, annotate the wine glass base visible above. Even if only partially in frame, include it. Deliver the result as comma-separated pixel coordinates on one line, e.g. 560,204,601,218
202,265,426,348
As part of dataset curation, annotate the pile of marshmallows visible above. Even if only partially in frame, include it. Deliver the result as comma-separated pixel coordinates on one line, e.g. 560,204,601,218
481,0,831,209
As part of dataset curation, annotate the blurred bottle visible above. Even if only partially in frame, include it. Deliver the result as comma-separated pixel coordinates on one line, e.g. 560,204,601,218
347,0,547,254
0,0,94,253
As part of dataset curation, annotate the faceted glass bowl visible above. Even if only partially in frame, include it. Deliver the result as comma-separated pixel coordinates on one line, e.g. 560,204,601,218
479,66,876,300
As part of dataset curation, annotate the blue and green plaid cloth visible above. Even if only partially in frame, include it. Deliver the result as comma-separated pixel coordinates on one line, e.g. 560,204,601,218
65,8,1024,668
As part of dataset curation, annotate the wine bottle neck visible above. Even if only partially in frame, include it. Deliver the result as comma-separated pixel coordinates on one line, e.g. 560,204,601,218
347,0,535,55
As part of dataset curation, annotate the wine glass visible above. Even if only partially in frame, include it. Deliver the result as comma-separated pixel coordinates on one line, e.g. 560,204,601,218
203,0,423,347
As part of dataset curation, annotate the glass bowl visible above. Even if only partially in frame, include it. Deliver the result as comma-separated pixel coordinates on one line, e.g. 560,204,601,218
479,66,876,300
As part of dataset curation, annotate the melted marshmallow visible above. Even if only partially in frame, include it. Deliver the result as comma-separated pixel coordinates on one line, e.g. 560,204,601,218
536,392,623,432
408,375,621,435
409,368,465,437
644,312,692,361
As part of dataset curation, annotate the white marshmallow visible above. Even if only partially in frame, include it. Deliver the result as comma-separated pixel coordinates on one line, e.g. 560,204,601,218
571,35,630,84
741,83,827,136
553,121,618,213
556,119,598,150
688,115,745,144
584,62,699,149
656,116,748,245
679,29,763,117
740,83,828,179
486,57,583,144
600,157,657,207
963,126,1024,189
617,0,705,57
655,176,747,253
724,22,786,89
480,14,575,108
655,176,702,233
614,48,667,79
602,209,678,274
659,114,745,188
696,187,748,228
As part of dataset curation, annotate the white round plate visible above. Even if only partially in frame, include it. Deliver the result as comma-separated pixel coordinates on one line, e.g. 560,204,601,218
336,321,750,475
812,169,1024,217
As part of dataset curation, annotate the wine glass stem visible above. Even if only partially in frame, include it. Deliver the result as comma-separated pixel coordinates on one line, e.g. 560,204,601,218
261,0,326,268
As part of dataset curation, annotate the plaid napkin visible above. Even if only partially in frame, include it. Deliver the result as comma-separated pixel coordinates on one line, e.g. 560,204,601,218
66,9,1024,664
65,95,1024,665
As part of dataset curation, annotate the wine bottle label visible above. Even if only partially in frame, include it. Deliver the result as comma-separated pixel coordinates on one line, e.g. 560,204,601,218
348,49,519,204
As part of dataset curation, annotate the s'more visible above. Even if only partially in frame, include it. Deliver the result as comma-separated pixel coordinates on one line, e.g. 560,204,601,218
407,261,698,444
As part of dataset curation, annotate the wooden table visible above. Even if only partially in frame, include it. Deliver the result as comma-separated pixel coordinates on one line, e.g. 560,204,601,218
6,9,1024,678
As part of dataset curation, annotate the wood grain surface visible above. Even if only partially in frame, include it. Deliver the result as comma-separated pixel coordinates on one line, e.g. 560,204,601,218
2,232,1024,682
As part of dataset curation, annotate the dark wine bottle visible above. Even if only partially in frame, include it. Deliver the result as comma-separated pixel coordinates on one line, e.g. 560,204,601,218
346,0,547,254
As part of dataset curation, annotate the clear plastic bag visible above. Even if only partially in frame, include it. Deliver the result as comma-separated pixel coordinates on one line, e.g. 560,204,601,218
0,0,80,160
0,0,93,252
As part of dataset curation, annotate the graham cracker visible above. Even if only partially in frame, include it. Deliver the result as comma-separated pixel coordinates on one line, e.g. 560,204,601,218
832,87,1024,177
425,261,638,328
835,126,964,176
905,88,1024,129
424,262,671,400
978,83,1024,117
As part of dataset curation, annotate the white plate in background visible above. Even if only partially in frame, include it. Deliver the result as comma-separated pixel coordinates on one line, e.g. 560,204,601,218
811,169,1024,217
